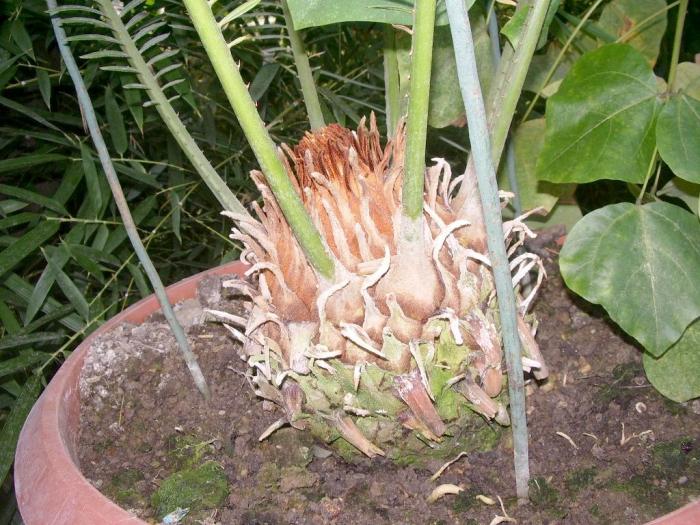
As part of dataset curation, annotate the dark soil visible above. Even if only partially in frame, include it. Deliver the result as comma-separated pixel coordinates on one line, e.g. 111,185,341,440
78,228,700,525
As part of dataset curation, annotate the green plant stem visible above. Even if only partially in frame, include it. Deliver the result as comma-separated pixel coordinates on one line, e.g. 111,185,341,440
636,147,658,204
182,0,334,280
637,0,687,204
455,0,550,211
48,0,211,400
487,2,522,217
281,0,325,130
94,0,248,219
401,0,437,225
486,0,551,162
383,25,401,138
521,0,605,123
649,161,663,197
668,0,688,88
446,0,530,502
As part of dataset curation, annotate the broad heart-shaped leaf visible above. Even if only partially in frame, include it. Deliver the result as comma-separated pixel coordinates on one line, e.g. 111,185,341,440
658,177,699,217
287,0,475,29
537,44,661,185
500,119,572,213
643,319,700,402
523,42,577,98
559,201,700,356
656,94,700,184
395,4,492,128
529,202,582,231
598,0,667,65
673,62,700,99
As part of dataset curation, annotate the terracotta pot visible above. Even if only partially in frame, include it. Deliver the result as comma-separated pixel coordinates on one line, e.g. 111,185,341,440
14,262,700,524
15,262,246,525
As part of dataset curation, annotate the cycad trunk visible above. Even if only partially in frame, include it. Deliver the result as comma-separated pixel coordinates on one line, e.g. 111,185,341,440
214,117,546,462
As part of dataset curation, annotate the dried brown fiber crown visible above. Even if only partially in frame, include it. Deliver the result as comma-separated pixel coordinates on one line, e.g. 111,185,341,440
211,116,547,461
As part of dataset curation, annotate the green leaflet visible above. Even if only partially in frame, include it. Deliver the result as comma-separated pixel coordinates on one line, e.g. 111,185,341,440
643,320,700,402
80,143,103,214
0,333,64,352
0,352,47,380
0,221,60,278
537,44,661,184
10,19,35,60
559,201,700,356
249,63,280,102
0,374,41,485
105,85,128,155
43,247,91,321
0,184,67,215
0,154,66,174
37,69,51,109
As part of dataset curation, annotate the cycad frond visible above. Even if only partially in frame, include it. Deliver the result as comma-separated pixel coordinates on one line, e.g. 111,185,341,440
49,0,249,216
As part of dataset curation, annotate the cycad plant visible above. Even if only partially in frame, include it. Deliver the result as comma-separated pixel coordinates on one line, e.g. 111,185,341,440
51,0,553,497
194,0,550,465
218,114,546,460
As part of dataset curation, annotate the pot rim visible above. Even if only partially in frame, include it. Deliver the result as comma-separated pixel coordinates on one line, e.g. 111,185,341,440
15,261,247,525
13,261,700,524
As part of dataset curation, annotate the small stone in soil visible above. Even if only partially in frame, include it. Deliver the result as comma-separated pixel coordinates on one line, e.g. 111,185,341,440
279,466,320,492
173,298,205,329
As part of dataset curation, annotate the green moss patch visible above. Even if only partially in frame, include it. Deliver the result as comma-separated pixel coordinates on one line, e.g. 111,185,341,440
594,362,642,407
151,461,229,519
609,438,700,514
103,468,146,509
256,463,281,488
565,467,598,494
166,434,214,469
451,487,480,513
529,476,566,518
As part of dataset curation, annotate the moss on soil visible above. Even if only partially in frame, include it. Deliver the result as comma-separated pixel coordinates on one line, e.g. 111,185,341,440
451,487,480,513
609,437,699,514
256,462,281,488
565,467,598,494
150,461,229,519
166,434,213,469
594,362,642,407
529,476,566,518
103,468,147,509
267,427,315,467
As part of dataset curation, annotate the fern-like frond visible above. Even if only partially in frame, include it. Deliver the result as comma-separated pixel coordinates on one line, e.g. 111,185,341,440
51,0,249,216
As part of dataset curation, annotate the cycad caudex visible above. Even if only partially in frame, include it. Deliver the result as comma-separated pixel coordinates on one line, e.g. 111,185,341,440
213,115,547,460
